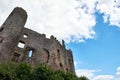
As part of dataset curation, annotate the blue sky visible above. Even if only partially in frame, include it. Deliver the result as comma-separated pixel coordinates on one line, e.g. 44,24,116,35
67,13,120,75
66,12,120,79
0,0,120,80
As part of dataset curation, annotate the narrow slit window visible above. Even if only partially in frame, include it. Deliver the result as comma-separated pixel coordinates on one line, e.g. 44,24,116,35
17,41,25,48
28,50,33,57
23,34,28,38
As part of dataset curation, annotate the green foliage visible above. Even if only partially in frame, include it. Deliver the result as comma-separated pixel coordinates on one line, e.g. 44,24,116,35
33,64,53,80
0,63,88,80
14,62,31,80
78,76,89,80
64,72,79,80
0,63,16,80
49,70,65,80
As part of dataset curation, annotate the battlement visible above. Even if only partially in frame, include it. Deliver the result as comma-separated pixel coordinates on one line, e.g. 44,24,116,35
0,7,75,73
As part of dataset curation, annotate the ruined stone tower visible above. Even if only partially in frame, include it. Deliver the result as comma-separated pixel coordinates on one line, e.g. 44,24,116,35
0,7,75,73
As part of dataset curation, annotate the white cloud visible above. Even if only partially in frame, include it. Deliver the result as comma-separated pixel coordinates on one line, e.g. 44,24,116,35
75,66,120,80
116,67,120,80
96,0,120,27
75,69,115,80
93,75,114,80
116,67,120,75
75,69,97,79
0,0,120,43
74,61,77,66
0,0,96,43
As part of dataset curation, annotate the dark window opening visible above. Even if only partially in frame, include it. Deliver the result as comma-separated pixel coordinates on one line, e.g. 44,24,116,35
66,68,68,71
0,27,4,32
57,49,61,59
69,59,71,62
17,41,25,48
59,63,63,68
14,53,20,57
12,53,20,62
23,34,28,38
57,49,60,53
28,50,33,57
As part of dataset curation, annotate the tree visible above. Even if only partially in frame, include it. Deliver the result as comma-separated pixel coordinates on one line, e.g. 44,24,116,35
14,62,31,80
0,62,89,80
33,63,53,80
79,76,89,80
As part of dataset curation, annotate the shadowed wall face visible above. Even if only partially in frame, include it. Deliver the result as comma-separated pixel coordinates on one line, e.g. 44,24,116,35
0,7,75,73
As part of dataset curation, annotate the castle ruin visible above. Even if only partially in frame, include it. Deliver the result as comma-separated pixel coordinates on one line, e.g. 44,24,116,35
0,7,75,73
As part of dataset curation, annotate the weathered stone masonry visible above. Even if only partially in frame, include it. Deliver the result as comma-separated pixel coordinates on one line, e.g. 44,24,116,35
0,7,75,73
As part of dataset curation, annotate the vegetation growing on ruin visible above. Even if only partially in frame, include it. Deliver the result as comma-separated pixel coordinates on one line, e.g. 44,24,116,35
0,62,88,80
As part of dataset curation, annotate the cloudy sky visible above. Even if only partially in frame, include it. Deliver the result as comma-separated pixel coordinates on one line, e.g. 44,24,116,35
0,0,120,80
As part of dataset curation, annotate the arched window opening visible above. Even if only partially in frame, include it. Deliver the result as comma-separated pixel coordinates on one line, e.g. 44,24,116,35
28,50,33,57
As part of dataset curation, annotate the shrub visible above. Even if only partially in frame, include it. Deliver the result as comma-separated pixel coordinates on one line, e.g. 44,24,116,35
33,63,53,80
14,62,31,80
79,76,89,80
0,63,88,80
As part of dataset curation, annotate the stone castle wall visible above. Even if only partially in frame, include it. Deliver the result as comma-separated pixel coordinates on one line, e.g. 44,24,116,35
0,7,75,73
